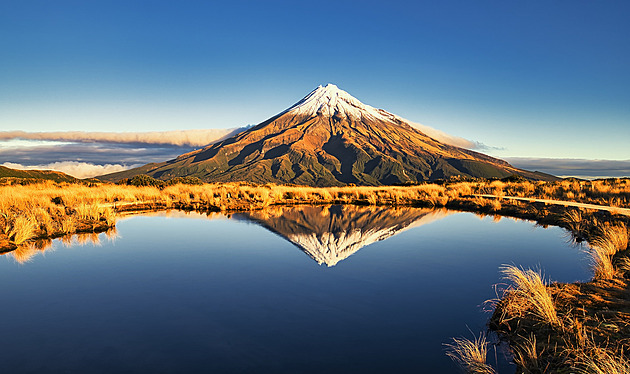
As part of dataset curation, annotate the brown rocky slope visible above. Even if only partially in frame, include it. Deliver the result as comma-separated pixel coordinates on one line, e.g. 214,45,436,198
100,84,555,186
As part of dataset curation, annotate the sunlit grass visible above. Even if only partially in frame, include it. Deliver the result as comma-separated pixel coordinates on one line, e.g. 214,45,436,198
512,333,543,372
593,223,628,254
587,244,616,280
586,222,628,280
75,203,102,221
8,215,38,245
499,265,560,327
574,346,630,374
560,209,586,238
444,333,497,374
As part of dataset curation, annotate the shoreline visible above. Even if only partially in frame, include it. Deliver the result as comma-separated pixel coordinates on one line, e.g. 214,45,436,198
1,179,629,371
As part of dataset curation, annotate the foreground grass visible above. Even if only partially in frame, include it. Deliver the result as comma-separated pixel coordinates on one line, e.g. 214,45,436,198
445,333,497,374
497,265,561,328
486,219,630,373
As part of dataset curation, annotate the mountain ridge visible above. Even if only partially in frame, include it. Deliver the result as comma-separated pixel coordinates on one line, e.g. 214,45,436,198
100,84,557,185
0,165,80,183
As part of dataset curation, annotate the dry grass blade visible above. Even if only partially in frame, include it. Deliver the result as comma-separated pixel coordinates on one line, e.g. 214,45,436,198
617,257,630,274
512,333,545,372
61,216,76,234
500,265,561,327
593,224,628,254
586,223,625,280
8,215,38,245
560,209,585,234
586,244,615,280
574,347,630,374
445,333,497,374
100,207,116,226
75,203,102,221
590,236,619,257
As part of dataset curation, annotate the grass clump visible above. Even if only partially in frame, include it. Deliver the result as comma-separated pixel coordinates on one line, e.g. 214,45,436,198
61,216,76,234
560,209,587,240
511,333,548,373
8,215,38,245
75,203,102,221
586,222,628,280
587,244,616,280
592,223,628,254
574,346,630,374
445,333,497,374
499,265,561,327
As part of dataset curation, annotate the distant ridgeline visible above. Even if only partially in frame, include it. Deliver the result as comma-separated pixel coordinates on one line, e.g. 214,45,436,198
99,84,558,186
0,166,80,184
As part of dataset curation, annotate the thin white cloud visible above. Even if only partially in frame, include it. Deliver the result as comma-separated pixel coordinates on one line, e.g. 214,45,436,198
405,121,499,150
0,127,248,147
1,123,491,151
2,162,134,179
408,122,474,148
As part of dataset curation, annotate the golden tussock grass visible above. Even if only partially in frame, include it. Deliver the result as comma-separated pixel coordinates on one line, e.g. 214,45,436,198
444,333,497,374
484,178,630,208
560,209,586,236
585,222,628,280
33,207,55,235
491,261,630,372
573,346,630,374
593,223,628,253
61,216,77,234
511,333,545,372
587,244,616,280
7,215,38,245
498,265,561,327
75,203,102,221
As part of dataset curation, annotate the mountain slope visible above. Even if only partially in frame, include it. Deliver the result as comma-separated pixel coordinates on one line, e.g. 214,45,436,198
100,84,556,185
0,166,79,183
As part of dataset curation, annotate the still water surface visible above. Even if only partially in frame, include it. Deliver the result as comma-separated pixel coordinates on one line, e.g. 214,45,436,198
0,206,590,373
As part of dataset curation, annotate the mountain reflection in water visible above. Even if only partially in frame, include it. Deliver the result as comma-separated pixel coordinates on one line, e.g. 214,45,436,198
234,205,451,266
0,204,590,374
2,206,452,267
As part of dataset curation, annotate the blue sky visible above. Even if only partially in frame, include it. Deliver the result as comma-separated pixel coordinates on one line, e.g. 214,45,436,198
1,1,629,176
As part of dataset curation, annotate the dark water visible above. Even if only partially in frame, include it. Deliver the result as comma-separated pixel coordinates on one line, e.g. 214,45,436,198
0,206,590,373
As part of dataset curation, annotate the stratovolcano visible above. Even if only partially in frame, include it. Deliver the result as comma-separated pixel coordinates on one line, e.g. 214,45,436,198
100,84,554,185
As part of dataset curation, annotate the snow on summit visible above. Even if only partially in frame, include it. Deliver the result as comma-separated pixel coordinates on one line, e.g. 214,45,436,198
285,83,480,149
286,83,393,121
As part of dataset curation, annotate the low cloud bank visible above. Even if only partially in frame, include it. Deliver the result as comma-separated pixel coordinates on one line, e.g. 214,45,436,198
2,161,134,179
0,127,248,147
506,157,630,179
0,142,194,166
1,123,491,151
407,122,497,150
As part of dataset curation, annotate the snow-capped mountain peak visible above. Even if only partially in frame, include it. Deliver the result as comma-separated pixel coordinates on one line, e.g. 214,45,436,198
286,83,391,121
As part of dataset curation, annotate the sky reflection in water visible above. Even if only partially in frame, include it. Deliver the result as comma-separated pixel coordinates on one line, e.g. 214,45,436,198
0,206,590,373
